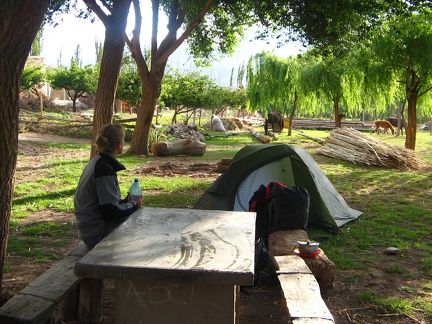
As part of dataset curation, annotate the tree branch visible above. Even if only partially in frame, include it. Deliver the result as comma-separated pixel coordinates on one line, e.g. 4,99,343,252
151,0,159,63
126,0,149,76
155,0,216,65
418,83,432,98
99,0,113,13
83,0,109,25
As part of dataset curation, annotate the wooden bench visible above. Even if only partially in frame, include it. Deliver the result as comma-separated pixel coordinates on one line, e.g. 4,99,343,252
0,242,102,324
268,229,335,323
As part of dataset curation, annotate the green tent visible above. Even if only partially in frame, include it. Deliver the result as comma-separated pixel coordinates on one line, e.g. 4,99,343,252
194,143,362,231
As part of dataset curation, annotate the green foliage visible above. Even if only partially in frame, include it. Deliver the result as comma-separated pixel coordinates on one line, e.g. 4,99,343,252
47,61,98,111
247,52,290,113
48,61,97,94
21,64,45,92
160,70,217,109
116,54,142,107
159,69,247,117
30,30,42,56
369,11,432,116
183,1,250,61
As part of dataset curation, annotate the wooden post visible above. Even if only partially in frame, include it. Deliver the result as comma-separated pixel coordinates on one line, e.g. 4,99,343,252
57,285,80,321
78,278,103,323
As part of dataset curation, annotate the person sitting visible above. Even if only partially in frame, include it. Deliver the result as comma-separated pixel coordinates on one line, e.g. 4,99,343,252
74,123,143,249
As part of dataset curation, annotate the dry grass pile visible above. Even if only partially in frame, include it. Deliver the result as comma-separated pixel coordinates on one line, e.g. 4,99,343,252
317,127,425,169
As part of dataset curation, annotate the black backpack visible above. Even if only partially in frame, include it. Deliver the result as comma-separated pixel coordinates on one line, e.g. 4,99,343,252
248,182,310,274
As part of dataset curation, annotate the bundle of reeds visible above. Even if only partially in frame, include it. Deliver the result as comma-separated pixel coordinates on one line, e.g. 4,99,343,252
316,127,425,170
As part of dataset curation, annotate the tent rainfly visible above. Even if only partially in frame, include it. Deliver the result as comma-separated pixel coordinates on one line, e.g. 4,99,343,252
194,143,362,231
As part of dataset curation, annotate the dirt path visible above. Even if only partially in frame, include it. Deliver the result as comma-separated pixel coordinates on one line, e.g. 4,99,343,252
19,131,91,144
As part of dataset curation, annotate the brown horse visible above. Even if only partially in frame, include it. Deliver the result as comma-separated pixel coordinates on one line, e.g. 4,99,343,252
386,117,406,135
373,120,394,135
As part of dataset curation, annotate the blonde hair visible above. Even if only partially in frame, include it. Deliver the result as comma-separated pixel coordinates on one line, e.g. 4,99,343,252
95,124,125,153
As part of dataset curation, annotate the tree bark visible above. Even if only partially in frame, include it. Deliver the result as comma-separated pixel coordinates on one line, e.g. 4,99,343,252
405,93,417,150
0,0,49,294
334,101,341,128
287,90,298,136
88,0,132,158
130,74,163,154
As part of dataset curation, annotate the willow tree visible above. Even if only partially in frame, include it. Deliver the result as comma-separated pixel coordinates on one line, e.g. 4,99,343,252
300,53,365,128
247,52,292,133
247,52,322,135
368,11,432,150
247,52,289,113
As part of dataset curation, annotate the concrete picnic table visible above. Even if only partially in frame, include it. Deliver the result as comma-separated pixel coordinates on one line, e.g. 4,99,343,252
74,207,256,323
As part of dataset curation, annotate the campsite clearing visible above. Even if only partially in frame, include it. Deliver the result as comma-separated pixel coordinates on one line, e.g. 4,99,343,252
3,130,432,324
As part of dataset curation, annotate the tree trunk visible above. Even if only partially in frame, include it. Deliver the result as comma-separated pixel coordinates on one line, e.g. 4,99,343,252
405,93,417,150
334,101,341,128
89,0,132,158
0,0,49,294
287,90,298,136
72,93,78,113
130,79,161,155
34,87,44,115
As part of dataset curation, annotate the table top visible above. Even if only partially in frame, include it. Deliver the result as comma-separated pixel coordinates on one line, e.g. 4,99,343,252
75,207,256,285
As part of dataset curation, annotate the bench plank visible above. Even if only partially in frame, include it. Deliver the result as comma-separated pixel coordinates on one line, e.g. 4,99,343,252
0,243,90,324
20,255,83,302
278,272,334,322
273,255,312,274
292,318,335,323
0,294,55,324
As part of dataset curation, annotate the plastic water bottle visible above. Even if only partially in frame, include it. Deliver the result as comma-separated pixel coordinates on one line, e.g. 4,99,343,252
129,178,142,198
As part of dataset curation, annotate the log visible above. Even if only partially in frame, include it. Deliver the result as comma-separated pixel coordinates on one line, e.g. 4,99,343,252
216,158,232,173
151,137,206,157
217,162,230,173
269,230,335,292
220,158,233,165
268,131,279,141
250,129,271,143
297,131,325,144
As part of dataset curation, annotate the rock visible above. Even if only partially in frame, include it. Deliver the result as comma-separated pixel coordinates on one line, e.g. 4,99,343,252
383,247,401,255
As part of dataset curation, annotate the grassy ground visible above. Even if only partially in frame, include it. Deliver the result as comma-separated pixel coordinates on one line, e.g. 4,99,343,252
6,117,432,323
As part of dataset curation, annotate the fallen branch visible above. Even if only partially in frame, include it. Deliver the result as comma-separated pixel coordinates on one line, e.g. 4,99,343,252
250,129,271,143
268,131,279,141
297,131,326,144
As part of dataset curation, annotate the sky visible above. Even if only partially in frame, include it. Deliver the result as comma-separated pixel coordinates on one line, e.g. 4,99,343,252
40,8,304,87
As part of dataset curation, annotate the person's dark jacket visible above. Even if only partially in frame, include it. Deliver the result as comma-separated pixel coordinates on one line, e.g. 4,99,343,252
74,152,137,240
